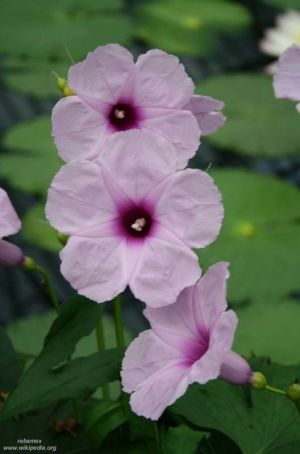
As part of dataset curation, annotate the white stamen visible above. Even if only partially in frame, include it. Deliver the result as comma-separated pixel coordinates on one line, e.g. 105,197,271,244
114,108,125,119
131,218,146,232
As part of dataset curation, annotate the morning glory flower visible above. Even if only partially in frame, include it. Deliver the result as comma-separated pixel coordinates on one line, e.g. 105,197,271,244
46,130,223,307
0,188,24,267
274,44,300,111
52,44,225,168
121,262,252,420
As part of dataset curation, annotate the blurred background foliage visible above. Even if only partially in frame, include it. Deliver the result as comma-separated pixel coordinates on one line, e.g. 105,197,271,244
0,0,299,386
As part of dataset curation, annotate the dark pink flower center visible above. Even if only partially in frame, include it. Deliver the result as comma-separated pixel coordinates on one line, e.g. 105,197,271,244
183,330,210,366
108,102,138,131
120,205,153,239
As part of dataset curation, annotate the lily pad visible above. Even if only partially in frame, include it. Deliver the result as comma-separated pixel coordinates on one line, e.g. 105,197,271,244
2,58,68,98
234,298,300,365
199,73,300,157
0,0,131,61
23,203,61,253
136,0,250,57
198,169,300,303
0,116,62,195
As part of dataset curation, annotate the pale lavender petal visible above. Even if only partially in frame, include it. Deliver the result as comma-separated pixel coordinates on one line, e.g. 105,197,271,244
154,169,223,248
220,351,252,384
193,262,230,328
46,161,126,235
68,44,134,103
135,49,194,108
129,225,201,308
274,45,300,101
52,96,108,162
142,108,200,169
0,188,21,238
184,95,225,135
190,310,238,383
60,236,128,303
99,130,177,201
121,330,189,420
0,239,24,267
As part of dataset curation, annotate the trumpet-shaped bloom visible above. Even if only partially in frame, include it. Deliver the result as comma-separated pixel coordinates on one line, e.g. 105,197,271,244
46,130,223,307
121,262,252,420
274,44,300,111
52,44,225,168
0,188,24,267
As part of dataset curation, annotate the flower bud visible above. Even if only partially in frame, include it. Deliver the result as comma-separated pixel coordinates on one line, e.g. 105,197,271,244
251,371,267,390
22,256,37,271
287,383,300,402
220,351,253,384
0,239,24,267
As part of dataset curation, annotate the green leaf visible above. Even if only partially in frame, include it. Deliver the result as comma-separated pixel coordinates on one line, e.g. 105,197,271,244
163,425,208,454
198,169,300,303
172,360,300,454
0,327,21,392
0,402,100,453
264,0,300,9
23,203,61,253
85,401,127,446
234,298,300,365
136,0,250,56
0,116,62,195
0,0,131,61
3,58,68,98
1,297,123,420
199,73,300,157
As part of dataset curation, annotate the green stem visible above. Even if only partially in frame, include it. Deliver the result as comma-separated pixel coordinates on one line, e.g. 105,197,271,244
154,422,162,453
265,385,287,396
34,264,59,313
113,295,126,349
96,317,110,400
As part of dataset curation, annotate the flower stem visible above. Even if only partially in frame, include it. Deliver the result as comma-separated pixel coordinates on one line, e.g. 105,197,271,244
96,316,110,400
113,295,126,350
265,385,287,396
23,258,59,313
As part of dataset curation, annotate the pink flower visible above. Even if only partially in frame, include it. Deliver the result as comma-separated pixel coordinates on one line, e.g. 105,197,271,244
46,130,223,307
0,188,24,267
274,44,300,111
52,44,225,168
121,262,252,420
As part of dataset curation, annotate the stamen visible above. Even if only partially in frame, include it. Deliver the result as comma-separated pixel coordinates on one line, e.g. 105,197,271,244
131,218,146,232
114,108,125,119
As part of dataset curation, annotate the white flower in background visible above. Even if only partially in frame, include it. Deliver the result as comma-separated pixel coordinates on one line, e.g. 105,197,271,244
260,10,300,74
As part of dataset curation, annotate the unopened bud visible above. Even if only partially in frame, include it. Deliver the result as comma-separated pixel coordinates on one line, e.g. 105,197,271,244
22,256,37,271
251,372,267,390
287,383,300,402
63,85,75,96
53,72,75,96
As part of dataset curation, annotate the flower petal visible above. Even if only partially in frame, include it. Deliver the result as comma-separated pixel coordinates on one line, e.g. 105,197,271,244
142,108,200,169
68,44,134,103
0,189,21,238
154,169,223,248
274,44,300,102
121,330,189,420
129,225,201,307
190,310,237,383
135,49,194,108
220,351,252,384
184,95,226,135
0,239,24,267
46,161,124,235
60,236,128,303
99,130,178,201
52,96,108,162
